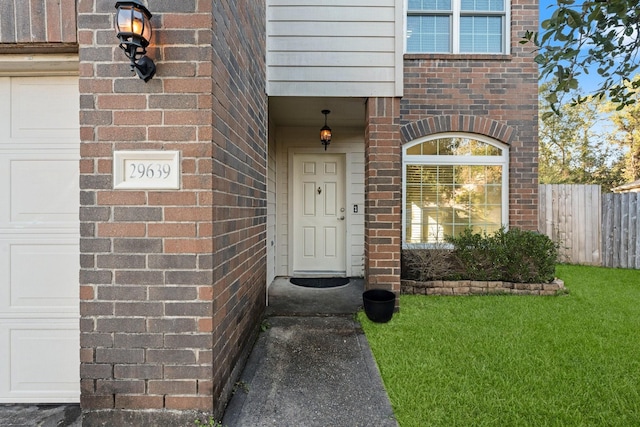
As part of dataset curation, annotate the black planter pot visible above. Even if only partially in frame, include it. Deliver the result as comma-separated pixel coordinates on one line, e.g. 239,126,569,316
363,289,396,323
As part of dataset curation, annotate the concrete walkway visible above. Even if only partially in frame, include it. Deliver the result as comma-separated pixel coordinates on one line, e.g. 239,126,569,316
0,278,396,427
222,278,398,426
0,403,81,427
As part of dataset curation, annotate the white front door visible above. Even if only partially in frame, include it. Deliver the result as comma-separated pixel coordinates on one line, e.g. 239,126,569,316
0,76,80,402
292,154,346,275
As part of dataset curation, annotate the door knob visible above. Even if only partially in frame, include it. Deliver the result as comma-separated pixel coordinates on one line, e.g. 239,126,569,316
338,216,345,220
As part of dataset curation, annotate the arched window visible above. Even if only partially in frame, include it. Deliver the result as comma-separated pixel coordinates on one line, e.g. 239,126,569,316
403,133,509,244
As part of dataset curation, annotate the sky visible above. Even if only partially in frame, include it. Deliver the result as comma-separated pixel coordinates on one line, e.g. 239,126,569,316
539,0,556,22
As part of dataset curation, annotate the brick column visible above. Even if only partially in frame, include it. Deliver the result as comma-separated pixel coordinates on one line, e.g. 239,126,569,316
364,97,402,296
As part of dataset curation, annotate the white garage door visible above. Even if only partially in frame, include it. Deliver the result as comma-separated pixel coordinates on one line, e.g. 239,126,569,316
0,75,80,403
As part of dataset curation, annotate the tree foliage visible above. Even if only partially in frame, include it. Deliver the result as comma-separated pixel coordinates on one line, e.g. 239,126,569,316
524,0,640,115
539,81,626,191
604,79,640,181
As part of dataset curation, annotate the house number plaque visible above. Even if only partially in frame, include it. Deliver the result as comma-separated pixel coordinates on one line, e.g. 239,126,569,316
113,150,180,190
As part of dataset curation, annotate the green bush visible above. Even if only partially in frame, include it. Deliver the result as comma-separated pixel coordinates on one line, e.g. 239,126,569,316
446,227,559,283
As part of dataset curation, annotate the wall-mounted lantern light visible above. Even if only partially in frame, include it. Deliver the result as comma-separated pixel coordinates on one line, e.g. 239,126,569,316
115,0,156,82
320,110,332,150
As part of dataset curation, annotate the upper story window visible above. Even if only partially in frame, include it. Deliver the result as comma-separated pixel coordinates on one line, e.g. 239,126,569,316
406,0,509,54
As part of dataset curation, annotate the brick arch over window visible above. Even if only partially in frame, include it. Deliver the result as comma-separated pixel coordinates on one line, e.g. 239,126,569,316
400,115,516,145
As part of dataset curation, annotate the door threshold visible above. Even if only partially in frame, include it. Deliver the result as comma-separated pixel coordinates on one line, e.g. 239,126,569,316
291,271,347,278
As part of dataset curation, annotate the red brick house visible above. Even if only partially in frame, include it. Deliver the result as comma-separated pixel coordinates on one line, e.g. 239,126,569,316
0,0,538,424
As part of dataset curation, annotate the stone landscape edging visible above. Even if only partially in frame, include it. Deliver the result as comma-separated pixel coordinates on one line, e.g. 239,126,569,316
401,278,566,296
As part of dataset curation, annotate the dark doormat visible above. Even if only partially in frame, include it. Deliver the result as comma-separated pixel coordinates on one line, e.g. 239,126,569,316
290,277,350,289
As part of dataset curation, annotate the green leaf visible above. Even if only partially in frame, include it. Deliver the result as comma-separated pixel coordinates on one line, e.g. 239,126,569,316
566,9,584,28
540,30,554,45
541,111,555,120
568,78,579,90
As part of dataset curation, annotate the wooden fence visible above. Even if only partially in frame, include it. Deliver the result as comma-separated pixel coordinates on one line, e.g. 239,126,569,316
538,184,640,269
602,192,640,269
538,184,602,265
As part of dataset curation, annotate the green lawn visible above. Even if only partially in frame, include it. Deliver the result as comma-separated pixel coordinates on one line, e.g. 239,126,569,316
359,265,640,426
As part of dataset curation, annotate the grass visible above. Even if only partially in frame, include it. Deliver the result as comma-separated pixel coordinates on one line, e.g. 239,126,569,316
359,265,640,426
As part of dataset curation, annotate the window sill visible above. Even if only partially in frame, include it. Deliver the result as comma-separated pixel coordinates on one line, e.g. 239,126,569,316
404,53,512,61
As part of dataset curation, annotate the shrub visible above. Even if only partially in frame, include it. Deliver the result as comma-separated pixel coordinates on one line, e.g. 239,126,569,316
402,228,559,283
446,227,559,283
401,244,458,281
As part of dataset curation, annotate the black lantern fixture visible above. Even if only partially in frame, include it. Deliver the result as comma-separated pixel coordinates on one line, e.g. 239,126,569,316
320,110,332,150
115,0,156,82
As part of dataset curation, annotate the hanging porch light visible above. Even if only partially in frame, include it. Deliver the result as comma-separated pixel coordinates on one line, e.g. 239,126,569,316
320,110,332,150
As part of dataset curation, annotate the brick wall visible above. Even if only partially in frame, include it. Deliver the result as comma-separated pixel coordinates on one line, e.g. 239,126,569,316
210,0,268,410
0,0,77,49
78,0,266,424
399,0,539,230
364,0,538,296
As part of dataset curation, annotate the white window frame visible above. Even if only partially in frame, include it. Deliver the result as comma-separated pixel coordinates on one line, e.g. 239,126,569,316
405,0,511,54
402,132,509,244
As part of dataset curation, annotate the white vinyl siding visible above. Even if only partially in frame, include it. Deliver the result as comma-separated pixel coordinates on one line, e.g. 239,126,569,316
267,0,404,97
